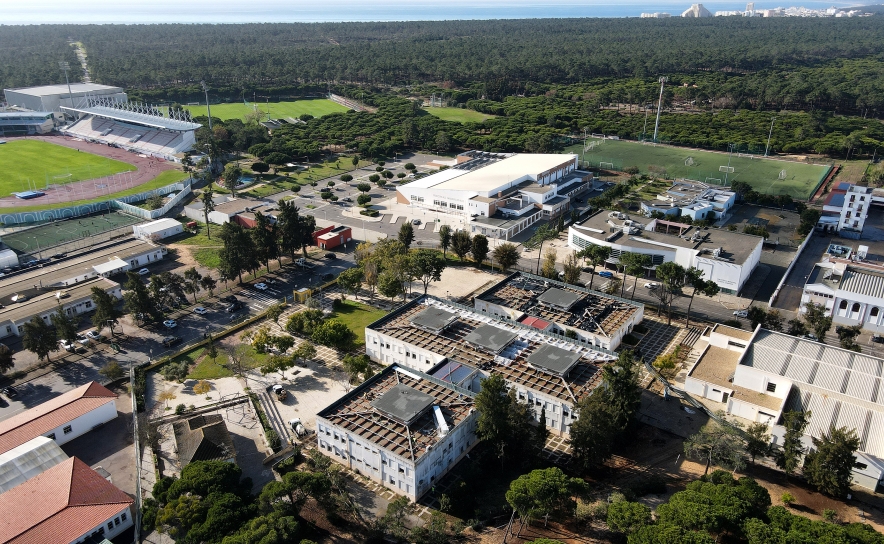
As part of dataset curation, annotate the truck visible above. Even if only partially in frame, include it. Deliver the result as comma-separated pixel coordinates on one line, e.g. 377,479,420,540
271,384,288,401
289,418,308,438
295,258,314,269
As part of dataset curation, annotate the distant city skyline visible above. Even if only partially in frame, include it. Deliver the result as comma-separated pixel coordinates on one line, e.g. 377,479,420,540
3,0,856,24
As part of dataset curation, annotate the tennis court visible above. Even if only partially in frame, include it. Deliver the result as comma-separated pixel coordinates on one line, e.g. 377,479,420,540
566,139,831,200
2,211,142,253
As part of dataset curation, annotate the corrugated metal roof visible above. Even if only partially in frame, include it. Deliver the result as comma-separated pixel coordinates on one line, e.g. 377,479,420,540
839,267,884,298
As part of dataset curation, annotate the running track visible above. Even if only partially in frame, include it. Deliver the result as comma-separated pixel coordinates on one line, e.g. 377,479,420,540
0,135,179,208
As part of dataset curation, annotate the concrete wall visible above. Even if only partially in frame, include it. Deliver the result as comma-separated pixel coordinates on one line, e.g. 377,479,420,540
365,329,444,374
43,400,117,447
76,506,132,543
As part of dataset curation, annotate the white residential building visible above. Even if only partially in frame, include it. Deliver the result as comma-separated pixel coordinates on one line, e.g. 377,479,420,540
801,257,884,334
568,211,763,294
316,364,478,501
686,326,884,491
682,3,713,17
640,181,736,221
364,296,616,437
838,185,873,238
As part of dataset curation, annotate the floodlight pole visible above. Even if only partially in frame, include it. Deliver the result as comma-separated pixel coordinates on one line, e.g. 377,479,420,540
764,117,776,157
59,61,73,112
724,144,735,186
200,81,213,131
652,76,668,143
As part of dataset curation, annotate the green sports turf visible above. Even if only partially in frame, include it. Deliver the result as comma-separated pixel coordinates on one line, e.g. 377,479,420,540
0,170,189,213
1,210,143,253
424,107,496,123
184,99,349,121
565,139,831,200
0,140,134,196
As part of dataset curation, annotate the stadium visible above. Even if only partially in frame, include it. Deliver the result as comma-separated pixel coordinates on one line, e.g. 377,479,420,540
0,84,199,213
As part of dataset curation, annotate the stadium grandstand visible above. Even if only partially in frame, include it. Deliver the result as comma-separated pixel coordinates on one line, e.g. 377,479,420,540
61,96,201,161
0,111,59,136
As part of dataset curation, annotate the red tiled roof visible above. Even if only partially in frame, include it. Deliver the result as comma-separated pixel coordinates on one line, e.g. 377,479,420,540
0,457,132,544
0,382,117,455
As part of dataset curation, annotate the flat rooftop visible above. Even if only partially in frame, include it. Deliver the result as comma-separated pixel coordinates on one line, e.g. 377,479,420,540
0,239,155,300
318,365,475,463
464,323,518,353
407,154,576,194
410,307,459,333
527,343,583,376
370,384,436,425
5,83,122,97
711,323,754,342
689,345,784,411
471,211,540,229
0,278,118,326
477,272,642,338
369,297,613,403
573,211,762,264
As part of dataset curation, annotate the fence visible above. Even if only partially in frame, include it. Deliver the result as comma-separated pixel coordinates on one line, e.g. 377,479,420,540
0,178,192,226
768,228,814,307
114,181,192,220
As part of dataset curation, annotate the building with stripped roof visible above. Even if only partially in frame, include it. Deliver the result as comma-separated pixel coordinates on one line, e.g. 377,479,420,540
686,325,884,490
364,295,616,438
802,257,884,334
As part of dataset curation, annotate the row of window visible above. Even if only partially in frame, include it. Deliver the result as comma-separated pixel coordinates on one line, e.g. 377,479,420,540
45,425,73,441
431,200,465,211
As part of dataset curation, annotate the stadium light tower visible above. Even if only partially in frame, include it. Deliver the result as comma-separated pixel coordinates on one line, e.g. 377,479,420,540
200,81,213,131
59,61,74,109
764,117,776,157
652,76,668,143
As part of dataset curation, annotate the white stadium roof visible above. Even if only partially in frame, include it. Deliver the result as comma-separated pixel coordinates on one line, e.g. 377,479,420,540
61,105,201,132
5,83,122,97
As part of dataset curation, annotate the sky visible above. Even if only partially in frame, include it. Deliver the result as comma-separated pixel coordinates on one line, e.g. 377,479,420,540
2,0,857,24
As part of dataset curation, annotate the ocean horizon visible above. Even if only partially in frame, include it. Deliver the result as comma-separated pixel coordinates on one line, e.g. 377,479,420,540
1,0,856,25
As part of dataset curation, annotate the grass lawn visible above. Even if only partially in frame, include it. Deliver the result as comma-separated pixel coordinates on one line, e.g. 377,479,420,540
565,139,832,200
0,170,189,213
0,140,134,196
424,107,496,123
329,300,387,348
186,343,269,380
184,99,349,121
193,248,221,269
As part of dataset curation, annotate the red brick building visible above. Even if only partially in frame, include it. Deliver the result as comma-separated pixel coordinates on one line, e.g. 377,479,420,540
312,225,352,250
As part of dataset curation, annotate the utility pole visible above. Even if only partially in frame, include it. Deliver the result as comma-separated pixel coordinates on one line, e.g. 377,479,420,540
764,117,776,157
59,61,74,112
652,76,668,143
725,143,735,186
200,81,213,131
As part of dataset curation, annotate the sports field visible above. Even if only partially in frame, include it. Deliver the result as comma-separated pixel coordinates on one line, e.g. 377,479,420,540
0,140,133,195
184,99,349,121
566,139,831,200
2,211,142,253
424,107,496,123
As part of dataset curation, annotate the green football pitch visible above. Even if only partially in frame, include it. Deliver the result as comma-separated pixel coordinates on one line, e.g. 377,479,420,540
184,99,350,121
424,107,496,123
566,139,831,200
0,140,133,195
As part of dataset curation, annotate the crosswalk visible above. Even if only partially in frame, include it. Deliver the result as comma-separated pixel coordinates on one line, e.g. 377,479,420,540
238,288,285,312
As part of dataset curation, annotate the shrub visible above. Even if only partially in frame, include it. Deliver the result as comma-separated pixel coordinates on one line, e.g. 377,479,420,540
266,429,281,451
360,209,379,217
404,163,415,170
822,509,838,523
781,492,795,505
723,319,743,329
375,166,384,172
624,166,640,175
175,403,187,415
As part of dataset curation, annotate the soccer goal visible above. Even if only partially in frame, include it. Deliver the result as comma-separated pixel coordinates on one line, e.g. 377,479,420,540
591,133,606,139
719,166,735,173
778,169,787,180
684,157,695,166
705,177,722,185
600,162,615,170
584,140,600,153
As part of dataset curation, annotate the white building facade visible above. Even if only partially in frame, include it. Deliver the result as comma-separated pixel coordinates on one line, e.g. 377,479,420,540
801,260,884,334
133,218,184,241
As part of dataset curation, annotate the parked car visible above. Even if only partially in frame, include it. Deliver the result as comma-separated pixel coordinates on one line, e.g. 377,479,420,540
873,335,884,344
321,273,335,281
803,333,819,341
221,295,238,303
598,271,614,279
254,283,268,291
86,330,104,341
138,268,150,276
75,333,90,345
644,282,659,289
412,219,421,225
3,387,18,399
194,307,208,315
163,319,178,329
342,197,352,202
325,252,337,259
51,253,67,259
161,336,182,348
225,301,243,313
271,384,288,401
289,418,309,437
59,339,76,352
733,309,749,318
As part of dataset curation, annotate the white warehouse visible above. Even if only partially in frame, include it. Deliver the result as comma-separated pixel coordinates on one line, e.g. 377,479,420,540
569,211,763,294
133,217,184,241
316,364,478,501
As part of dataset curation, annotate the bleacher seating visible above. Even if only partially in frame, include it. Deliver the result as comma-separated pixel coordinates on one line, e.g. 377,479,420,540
63,114,193,159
